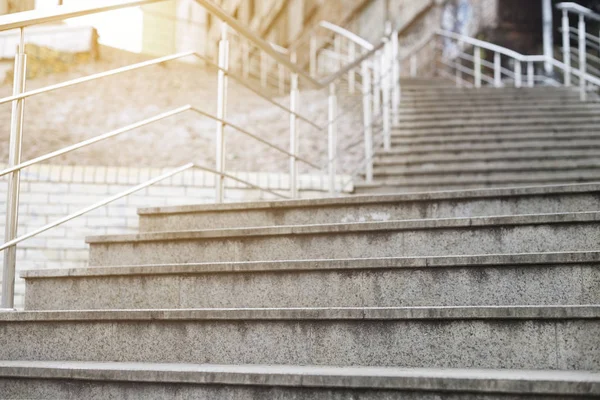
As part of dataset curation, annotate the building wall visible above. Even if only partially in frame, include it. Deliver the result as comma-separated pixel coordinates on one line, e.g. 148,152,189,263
0,163,351,308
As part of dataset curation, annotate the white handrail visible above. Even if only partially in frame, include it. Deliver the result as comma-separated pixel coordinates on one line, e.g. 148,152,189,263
0,0,166,31
557,2,600,22
318,21,374,50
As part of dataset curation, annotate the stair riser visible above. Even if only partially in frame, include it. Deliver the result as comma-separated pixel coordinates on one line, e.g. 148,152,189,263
369,171,600,185
24,264,600,310
391,126,600,137
374,150,600,165
89,220,600,266
371,169,600,181
398,105,600,115
353,182,600,194
395,118,600,130
139,193,600,231
0,378,590,400
392,135,600,146
385,141,600,154
399,99,592,108
0,318,596,370
397,111,600,123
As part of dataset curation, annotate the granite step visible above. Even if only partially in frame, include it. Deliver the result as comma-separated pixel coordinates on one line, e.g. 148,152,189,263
382,140,600,155
136,184,600,231
86,211,600,266
396,109,600,123
353,181,600,194
1,361,598,399
0,306,598,370
373,149,600,165
371,160,600,176
394,116,600,130
21,252,600,310
391,131,600,146
398,98,595,108
397,103,600,116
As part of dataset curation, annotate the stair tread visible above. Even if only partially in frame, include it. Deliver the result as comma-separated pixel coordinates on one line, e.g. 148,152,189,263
86,211,600,244
1,360,598,394
136,182,600,215
20,251,600,279
1,305,599,321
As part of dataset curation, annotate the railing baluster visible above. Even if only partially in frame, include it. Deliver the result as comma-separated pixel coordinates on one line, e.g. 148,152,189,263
328,83,337,195
562,10,572,86
514,60,522,88
578,14,587,101
289,52,299,198
474,46,482,88
373,53,381,116
382,37,391,151
215,22,229,203
391,29,400,126
494,52,501,87
361,60,373,183
2,28,27,310
527,61,534,87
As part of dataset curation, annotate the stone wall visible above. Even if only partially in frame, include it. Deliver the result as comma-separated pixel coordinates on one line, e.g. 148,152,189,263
0,163,351,308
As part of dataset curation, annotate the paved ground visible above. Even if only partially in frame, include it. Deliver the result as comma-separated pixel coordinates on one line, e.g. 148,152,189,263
0,46,365,175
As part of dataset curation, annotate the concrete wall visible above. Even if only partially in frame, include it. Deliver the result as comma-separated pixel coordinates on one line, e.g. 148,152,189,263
0,163,351,308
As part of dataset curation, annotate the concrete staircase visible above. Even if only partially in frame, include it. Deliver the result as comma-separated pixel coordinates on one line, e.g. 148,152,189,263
357,79,600,193
1,80,600,398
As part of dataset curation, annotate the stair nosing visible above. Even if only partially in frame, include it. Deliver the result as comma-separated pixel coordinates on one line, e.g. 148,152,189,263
136,183,600,216
0,361,598,395
20,251,600,279
1,305,599,322
87,211,600,244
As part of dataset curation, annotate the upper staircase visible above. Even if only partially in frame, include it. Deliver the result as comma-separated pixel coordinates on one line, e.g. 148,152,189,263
357,78,600,193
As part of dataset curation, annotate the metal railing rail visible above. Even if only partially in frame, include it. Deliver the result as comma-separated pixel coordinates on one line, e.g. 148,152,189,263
0,0,402,308
557,2,600,100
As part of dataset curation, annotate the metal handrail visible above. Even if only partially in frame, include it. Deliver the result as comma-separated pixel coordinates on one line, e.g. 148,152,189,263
318,21,374,50
0,105,321,178
0,162,290,252
0,51,196,105
0,0,166,31
557,2,600,22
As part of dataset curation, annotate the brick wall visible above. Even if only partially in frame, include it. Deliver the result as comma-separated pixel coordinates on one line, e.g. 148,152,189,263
0,163,351,308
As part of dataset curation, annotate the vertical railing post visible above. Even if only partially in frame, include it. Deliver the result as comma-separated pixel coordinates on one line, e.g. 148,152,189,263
309,34,317,77
328,83,337,196
410,54,417,77
373,52,381,116
494,52,501,87
289,52,299,198
562,10,572,86
361,61,373,183
348,41,356,94
514,60,522,88
578,14,587,101
391,29,401,126
215,22,229,203
527,61,534,87
2,28,27,310
455,58,461,87
382,38,391,151
474,46,482,88
260,51,267,88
